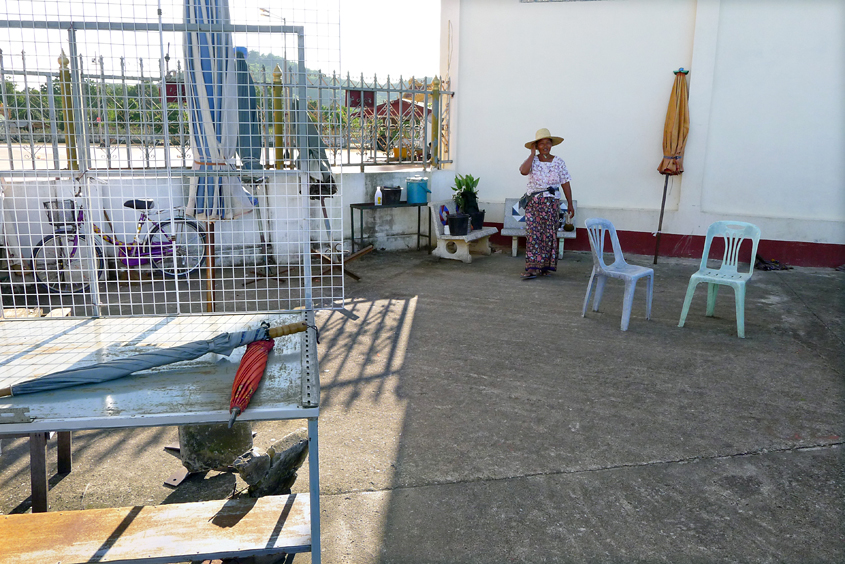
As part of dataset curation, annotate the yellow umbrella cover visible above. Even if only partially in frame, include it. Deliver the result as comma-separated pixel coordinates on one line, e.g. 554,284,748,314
658,71,689,175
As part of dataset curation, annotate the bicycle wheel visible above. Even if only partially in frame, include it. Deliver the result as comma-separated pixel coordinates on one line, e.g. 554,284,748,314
32,234,104,293
148,219,206,277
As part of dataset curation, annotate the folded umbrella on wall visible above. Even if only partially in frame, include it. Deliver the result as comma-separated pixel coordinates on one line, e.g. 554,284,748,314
184,0,254,222
0,321,308,398
184,0,256,311
654,68,690,264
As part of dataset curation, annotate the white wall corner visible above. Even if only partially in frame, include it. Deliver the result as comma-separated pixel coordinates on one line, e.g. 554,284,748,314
672,0,721,233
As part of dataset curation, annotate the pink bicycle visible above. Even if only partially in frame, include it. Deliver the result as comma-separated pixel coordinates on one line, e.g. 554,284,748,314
32,198,206,293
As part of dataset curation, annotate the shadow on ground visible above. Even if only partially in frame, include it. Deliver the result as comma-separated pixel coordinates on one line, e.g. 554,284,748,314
0,248,842,563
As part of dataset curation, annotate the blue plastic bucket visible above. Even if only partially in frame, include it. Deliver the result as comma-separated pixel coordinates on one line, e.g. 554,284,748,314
406,176,430,204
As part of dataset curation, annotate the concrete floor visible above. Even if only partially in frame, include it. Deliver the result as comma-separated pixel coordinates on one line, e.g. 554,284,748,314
1,247,843,563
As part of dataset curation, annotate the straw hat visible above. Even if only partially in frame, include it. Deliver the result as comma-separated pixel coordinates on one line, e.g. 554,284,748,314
525,128,564,149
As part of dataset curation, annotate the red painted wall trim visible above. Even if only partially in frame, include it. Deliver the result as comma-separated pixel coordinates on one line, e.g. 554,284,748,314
486,223,845,268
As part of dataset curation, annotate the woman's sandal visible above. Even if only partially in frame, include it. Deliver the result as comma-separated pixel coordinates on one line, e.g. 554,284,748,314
521,270,538,280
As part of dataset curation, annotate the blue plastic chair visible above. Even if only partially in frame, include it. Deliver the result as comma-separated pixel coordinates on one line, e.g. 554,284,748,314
582,218,654,331
678,221,761,338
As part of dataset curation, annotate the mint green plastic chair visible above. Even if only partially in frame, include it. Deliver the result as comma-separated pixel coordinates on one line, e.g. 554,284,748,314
678,221,761,338
582,218,654,331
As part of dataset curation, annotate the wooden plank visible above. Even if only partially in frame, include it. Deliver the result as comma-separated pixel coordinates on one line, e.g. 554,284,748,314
345,245,374,263
2,308,43,318
0,494,310,564
44,307,72,318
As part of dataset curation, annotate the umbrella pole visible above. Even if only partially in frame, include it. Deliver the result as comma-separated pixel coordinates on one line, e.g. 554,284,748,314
206,221,216,312
653,174,669,264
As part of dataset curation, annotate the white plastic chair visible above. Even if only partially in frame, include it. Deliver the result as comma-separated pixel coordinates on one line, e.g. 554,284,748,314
582,218,654,331
678,221,761,338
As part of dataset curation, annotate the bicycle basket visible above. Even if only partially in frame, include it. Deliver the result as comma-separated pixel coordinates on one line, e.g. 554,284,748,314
43,199,76,227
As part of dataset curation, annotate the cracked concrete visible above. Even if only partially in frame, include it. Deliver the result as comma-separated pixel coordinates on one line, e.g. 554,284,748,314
0,248,842,563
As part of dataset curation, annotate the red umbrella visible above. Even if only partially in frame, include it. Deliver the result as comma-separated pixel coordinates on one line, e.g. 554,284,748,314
227,319,316,427
228,338,276,427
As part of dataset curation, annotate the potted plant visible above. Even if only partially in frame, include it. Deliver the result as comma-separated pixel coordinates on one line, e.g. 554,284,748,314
451,174,485,231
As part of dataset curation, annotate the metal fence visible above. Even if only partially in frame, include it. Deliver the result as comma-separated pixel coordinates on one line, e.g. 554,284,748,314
317,73,453,171
0,55,452,173
0,3,350,318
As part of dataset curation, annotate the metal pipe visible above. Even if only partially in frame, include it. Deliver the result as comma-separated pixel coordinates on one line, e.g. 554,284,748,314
98,55,112,168
45,74,60,170
295,30,314,310
67,26,101,314
0,20,301,34
359,75,366,168
177,61,186,169
120,57,132,168
139,58,150,168
20,50,37,169
308,417,322,564
654,174,670,264
261,64,270,169
431,76,440,169
0,49,14,170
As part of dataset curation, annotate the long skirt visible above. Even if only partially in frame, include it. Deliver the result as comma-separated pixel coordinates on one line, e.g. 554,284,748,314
524,196,559,273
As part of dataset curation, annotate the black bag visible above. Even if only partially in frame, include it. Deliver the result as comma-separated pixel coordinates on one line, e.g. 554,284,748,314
308,177,337,200
518,187,555,209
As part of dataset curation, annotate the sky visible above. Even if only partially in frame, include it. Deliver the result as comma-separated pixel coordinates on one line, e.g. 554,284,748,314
0,0,442,82
339,0,441,80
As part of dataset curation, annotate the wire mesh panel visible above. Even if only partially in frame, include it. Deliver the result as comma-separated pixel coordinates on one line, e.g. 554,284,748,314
0,0,343,317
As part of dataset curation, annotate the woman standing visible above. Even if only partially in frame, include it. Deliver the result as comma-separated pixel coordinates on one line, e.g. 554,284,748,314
518,128,575,279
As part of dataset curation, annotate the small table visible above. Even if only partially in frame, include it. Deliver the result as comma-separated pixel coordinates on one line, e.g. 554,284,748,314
350,202,432,253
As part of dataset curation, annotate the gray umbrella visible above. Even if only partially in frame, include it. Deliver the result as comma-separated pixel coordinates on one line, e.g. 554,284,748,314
291,98,336,199
0,322,308,397
235,47,263,181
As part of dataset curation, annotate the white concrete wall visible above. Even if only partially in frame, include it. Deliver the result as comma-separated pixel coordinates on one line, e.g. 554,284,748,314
440,0,845,245
0,173,307,265
337,168,456,251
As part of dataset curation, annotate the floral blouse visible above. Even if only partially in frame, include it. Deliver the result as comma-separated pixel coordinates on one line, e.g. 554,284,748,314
527,156,571,196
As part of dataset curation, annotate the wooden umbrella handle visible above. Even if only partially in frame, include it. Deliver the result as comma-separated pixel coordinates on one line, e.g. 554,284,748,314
267,321,309,338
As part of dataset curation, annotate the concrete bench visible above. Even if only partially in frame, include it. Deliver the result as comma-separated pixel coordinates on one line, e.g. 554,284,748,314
501,198,578,257
0,493,310,564
429,200,499,263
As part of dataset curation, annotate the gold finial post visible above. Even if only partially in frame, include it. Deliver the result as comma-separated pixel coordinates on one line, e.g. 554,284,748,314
58,50,78,170
272,64,285,169
430,76,441,169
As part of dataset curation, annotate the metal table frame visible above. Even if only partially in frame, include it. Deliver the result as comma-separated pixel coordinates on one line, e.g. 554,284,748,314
350,202,432,253
0,312,322,562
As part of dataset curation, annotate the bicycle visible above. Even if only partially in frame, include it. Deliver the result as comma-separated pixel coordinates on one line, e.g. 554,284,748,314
32,197,206,293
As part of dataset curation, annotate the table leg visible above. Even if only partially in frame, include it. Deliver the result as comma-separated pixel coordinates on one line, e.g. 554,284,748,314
349,205,355,253
417,206,421,250
359,209,364,252
428,206,433,250
29,432,48,513
308,418,322,564
57,431,72,474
